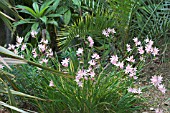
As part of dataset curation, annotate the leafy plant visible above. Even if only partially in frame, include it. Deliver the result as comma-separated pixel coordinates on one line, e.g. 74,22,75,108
14,0,72,42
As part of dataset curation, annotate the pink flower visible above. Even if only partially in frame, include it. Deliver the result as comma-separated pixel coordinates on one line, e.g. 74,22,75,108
102,29,109,37
49,80,54,87
126,55,135,63
87,67,92,72
137,88,142,94
131,88,137,93
110,28,116,34
155,108,163,113
88,60,96,66
0,64,4,69
148,40,154,46
76,48,83,56
138,46,144,54
126,44,132,52
46,49,53,57
40,58,48,64
8,44,15,50
32,49,38,58
158,84,166,94
61,58,69,67
89,71,95,78
152,47,159,56
16,36,23,44
133,37,141,46
117,61,124,69
125,64,133,74
75,75,83,83
145,44,153,53
87,36,94,47
107,28,112,33
21,44,26,51
128,87,142,94
15,43,20,47
133,37,138,43
128,87,134,93
38,44,46,52
77,81,83,87
31,30,38,38
87,36,93,43
40,38,48,44
110,55,118,65
92,53,100,60
150,75,163,86
77,69,87,77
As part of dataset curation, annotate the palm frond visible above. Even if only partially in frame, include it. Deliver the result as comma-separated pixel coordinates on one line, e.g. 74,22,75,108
130,0,170,40
57,12,115,50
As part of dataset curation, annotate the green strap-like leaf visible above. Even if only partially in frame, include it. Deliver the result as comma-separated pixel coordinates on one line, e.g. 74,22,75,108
0,89,46,101
0,101,29,113
16,5,37,18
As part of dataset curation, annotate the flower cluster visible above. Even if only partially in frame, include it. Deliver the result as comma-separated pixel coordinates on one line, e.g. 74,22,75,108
109,36,162,94
128,87,142,94
102,28,116,37
33,38,53,64
75,68,96,87
8,36,26,57
7,35,53,65
150,75,166,94
60,36,100,87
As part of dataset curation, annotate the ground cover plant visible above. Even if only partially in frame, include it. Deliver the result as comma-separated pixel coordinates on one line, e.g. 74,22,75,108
0,0,170,113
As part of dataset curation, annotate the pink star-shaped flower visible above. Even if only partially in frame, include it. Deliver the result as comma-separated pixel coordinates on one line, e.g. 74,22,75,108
61,58,69,67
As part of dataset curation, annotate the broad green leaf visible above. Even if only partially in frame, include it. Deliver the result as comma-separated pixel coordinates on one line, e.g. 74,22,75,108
16,5,37,17
56,6,68,15
50,0,61,12
40,16,47,25
47,20,58,27
31,22,39,30
13,19,34,27
63,9,71,25
45,0,61,14
39,5,49,17
40,0,54,12
72,0,81,7
47,14,61,18
32,2,39,15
